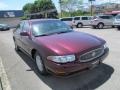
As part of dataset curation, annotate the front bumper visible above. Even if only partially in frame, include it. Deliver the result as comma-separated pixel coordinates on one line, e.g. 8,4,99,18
46,48,109,75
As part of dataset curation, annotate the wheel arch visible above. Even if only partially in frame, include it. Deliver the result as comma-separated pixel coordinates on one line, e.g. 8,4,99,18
98,22,104,25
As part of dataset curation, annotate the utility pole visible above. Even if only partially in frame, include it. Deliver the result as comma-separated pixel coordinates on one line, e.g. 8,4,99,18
90,1,93,16
59,0,62,18
89,0,95,16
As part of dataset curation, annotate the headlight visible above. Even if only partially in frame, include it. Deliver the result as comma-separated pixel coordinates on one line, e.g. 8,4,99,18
47,55,75,63
103,43,107,49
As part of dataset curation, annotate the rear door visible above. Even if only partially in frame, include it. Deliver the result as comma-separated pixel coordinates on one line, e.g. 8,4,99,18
81,17,90,25
74,17,80,25
107,15,114,25
99,15,113,25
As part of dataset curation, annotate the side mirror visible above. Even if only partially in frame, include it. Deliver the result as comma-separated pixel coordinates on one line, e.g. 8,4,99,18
20,32,29,36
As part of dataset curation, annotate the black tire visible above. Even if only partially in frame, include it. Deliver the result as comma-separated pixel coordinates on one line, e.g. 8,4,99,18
35,52,48,75
97,23,104,29
77,23,83,28
117,26,120,30
112,26,115,28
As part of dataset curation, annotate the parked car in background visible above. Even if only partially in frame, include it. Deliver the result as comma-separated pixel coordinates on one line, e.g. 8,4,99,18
13,19,109,75
113,14,120,30
0,24,10,31
60,17,74,27
73,16,93,28
91,15,114,29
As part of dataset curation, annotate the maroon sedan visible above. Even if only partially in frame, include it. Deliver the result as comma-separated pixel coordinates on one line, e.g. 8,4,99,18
13,19,109,75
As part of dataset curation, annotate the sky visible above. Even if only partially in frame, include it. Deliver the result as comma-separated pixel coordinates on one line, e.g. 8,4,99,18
0,0,120,11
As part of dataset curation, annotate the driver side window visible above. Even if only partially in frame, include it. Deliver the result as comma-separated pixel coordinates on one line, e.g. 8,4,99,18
16,22,24,34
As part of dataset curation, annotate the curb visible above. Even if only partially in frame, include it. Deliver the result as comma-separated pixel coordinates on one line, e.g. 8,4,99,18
0,57,11,90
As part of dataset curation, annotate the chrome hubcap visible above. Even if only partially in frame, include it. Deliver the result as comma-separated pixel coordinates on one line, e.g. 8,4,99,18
78,24,82,27
36,55,43,72
99,24,103,28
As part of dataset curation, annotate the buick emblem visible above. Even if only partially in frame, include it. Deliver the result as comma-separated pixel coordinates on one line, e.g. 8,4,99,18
92,52,96,57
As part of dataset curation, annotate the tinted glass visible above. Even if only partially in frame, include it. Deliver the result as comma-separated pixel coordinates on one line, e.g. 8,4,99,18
99,16,112,19
61,18,73,21
81,17,88,20
32,20,72,36
74,17,80,20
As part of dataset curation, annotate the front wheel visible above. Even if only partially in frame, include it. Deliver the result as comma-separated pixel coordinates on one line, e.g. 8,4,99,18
77,23,83,28
117,26,120,30
35,52,48,75
97,23,104,29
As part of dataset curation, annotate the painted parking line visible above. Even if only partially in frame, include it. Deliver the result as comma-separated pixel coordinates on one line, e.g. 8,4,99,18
0,57,11,90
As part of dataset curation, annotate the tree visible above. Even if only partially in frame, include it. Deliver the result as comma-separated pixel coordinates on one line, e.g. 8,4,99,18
23,3,34,14
61,0,83,16
23,0,58,18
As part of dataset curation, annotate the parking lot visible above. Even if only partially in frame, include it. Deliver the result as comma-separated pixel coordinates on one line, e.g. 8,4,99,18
0,27,120,90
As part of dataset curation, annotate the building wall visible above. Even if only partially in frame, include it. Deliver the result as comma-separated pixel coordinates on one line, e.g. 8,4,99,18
93,3,120,14
0,18,21,27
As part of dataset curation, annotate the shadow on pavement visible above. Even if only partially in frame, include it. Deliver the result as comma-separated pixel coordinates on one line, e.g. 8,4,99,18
17,51,114,90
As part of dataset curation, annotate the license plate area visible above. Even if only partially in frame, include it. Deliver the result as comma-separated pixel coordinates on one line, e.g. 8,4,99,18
92,60,99,65
90,60,100,69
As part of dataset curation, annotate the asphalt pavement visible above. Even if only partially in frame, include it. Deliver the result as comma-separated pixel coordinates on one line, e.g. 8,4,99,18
0,27,120,90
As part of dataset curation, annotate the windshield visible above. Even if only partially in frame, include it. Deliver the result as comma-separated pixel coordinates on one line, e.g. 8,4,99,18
0,24,7,27
32,20,72,36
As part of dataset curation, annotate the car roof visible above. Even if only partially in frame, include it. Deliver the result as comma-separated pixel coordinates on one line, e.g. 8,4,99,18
97,14,113,16
22,19,60,23
74,16,92,17
60,17,74,19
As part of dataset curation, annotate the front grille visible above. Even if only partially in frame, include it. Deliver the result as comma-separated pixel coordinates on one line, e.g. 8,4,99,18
80,47,104,62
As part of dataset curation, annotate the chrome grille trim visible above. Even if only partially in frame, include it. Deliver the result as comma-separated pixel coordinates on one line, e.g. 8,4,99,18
79,47,104,62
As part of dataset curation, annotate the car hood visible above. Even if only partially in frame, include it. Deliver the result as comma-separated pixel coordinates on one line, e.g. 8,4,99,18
36,31,105,55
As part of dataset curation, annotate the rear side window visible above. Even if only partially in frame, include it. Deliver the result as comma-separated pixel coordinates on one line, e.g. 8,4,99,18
74,17,80,20
81,17,88,20
99,16,112,19
61,18,73,21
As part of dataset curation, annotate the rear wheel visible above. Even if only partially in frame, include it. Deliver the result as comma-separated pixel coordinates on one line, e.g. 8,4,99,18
77,23,83,28
35,52,48,75
97,23,104,29
112,25,115,28
117,26,120,30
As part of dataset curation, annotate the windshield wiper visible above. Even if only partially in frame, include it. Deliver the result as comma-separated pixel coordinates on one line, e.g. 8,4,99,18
35,33,57,37
35,30,73,37
35,34,50,37
57,30,73,34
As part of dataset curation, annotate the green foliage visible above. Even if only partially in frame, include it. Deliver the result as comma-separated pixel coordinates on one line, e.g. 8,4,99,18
23,3,34,14
61,0,84,16
23,0,58,17
33,0,56,13
59,10,91,18
20,16,28,20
